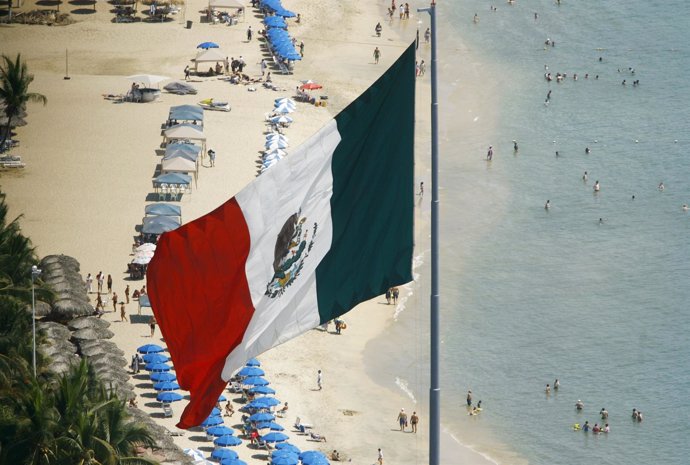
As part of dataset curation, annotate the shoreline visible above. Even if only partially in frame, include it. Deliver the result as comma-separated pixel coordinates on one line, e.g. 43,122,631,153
1,1,506,464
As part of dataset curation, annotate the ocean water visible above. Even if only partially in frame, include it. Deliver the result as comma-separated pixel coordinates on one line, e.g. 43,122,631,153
367,1,690,464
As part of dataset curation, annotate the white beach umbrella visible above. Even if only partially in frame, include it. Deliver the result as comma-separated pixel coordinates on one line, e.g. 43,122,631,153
125,74,170,88
274,98,296,108
132,256,152,265
264,148,287,158
263,153,284,163
269,115,293,124
136,243,157,253
265,140,289,150
135,250,155,259
265,133,289,143
273,104,295,114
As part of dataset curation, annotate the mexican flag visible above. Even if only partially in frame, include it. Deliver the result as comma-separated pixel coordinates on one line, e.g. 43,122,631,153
147,42,416,428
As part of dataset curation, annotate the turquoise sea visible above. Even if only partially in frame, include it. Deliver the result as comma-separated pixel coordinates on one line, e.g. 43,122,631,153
368,1,690,464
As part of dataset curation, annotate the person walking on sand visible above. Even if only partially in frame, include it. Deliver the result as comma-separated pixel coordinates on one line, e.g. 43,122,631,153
96,271,104,293
396,408,407,431
410,411,419,433
125,285,130,304
467,390,473,406
120,301,128,322
373,47,381,64
184,65,190,81
377,448,383,465
86,273,93,293
208,149,216,167
107,274,113,294
317,369,323,390
150,316,157,337
486,145,493,160
392,287,399,304
112,292,118,312
247,26,253,41
385,288,391,304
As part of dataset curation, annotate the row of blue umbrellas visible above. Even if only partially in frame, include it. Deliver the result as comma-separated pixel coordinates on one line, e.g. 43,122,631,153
260,0,295,17
265,28,302,61
269,448,328,465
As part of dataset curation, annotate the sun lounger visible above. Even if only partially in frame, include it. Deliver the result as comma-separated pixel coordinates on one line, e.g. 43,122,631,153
163,403,173,418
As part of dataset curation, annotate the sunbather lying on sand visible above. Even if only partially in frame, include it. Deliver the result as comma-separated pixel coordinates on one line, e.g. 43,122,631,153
310,432,327,442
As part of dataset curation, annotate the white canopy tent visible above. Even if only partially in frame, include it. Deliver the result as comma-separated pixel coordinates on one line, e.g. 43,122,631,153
163,124,206,153
161,155,198,184
209,0,245,21
192,49,227,72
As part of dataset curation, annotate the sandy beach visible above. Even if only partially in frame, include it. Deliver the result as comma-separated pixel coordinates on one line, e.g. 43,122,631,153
1,0,496,464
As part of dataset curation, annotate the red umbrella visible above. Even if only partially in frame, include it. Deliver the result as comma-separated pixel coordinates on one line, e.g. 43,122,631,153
300,83,323,90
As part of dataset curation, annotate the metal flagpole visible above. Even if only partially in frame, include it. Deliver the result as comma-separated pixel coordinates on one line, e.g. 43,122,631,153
417,2,440,464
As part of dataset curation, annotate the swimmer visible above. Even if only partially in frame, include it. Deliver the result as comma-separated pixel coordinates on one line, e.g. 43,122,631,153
555,151,559,157
554,379,560,390
582,171,588,182
622,79,626,85
600,408,608,419
603,423,610,433
594,181,600,192
683,204,688,211
544,200,550,210
545,383,551,393
576,399,584,410
473,13,479,23
546,90,552,101
632,195,635,200
598,57,603,62
637,411,643,422
592,423,600,433
585,147,590,154
632,408,638,419
486,145,493,160
598,218,604,225
583,421,590,432
658,182,665,191
513,140,518,152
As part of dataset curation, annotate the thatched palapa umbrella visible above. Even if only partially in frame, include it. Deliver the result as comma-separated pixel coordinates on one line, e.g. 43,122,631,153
68,316,112,331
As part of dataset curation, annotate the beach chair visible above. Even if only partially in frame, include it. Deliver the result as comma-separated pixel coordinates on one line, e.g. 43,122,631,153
163,403,173,418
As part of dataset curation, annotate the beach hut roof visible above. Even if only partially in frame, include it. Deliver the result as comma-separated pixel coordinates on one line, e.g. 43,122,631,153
153,173,192,186
142,216,181,235
169,104,204,121
165,143,201,158
145,203,182,217
164,123,206,140
162,156,197,175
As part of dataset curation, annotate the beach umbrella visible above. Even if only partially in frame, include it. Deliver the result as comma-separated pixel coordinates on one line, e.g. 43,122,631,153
243,376,269,386
245,358,261,367
143,353,169,364
238,366,265,377
68,316,111,331
211,407,221,416
132,255,151,265
273,104,294,114
218,394,227,402
135,242,157,252
262,432,289,443
299,451,327,462
264,148,287,158
134,250,155,259
269,115,293,124
266,139,289,150
183,449,206,462
146,362,172,372
265,133,289,143
272,449,298,459
157,391,183,403
71,327,115,341
246,400,272,410
271,454,298,465
151,372,177,382
138,343,164,354
220,459,246,465
126,74,169,88
201,415,224,428
249,385,276,395
253,396,280,407
248,412,275,422
301,82,323,90
207,425,234,437
275,443,300,454
214,435,242,447
197,41,220,49
211,448,238,461
274,97,296,107
257,421,284,431
153,381,180,391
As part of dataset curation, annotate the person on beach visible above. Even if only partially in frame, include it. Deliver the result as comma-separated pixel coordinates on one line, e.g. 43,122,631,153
467,390,472,406
225,401,235,416
299,41,305,57
86,273,93,293
184,65,190,81
150,316,157,337
125,285,130,303
247,26,253,41
396,408,407,431
486,145,493,160
392,287,399,304
112,292,118,312
120,301,128,322
385,288,391,304
373,47,381,64
419,60,426,76
378,448,384,465
331,450,341,461
131,354,140,374
107,274,113,294
208,149,216,167
410,411,419,433
317,369,323,390
129,396,138,408
375,22,383,37
399,4,404,19
95,293,104,313
97,271,104,293
260,58,267,76
425,27,430,43
576,399,584,410
418,181,424,196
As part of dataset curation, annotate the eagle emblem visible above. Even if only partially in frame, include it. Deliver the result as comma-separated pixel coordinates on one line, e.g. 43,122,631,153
265,211,317,298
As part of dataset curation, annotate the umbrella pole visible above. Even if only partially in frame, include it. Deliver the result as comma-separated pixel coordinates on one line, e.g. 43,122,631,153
418,2,440,465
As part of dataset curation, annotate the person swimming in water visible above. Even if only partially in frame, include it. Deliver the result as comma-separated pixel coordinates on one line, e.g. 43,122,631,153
576,399,584,410
683,204,688,211
513,140,518,152
594,181,600,192
544,200,550,210
585,147,590,154
658,182,665,191
582,171,588,182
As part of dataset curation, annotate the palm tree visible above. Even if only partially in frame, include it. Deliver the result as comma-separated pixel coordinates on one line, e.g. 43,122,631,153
0,54,47,152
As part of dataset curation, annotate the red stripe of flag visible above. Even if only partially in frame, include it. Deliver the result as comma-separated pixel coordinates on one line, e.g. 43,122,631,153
147,197,254,428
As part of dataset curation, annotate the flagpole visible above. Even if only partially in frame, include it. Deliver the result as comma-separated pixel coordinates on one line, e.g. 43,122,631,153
417,2,440,465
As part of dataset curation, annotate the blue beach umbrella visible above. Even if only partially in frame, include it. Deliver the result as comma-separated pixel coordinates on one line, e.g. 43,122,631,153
206,425,234,437
150,372,176,382
137,344,163,354
238,366,265,377
257,421,284,431
243,376,269,386
275,443,300,454
211,448,238,461
201,415,224,428
147,362,172,372
262,432,289,443
254,396,281,407
245,358,261,366
156,391,183,403
248,412,275,422
211,407,221,416
272,449,298,459
214,435,242,447
197,41,219,49
300,451,327,462
271,454,298,465
249,385,276,395
153,381,180,391
220,459,247,465
143,353,169,364
218,394,227,402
